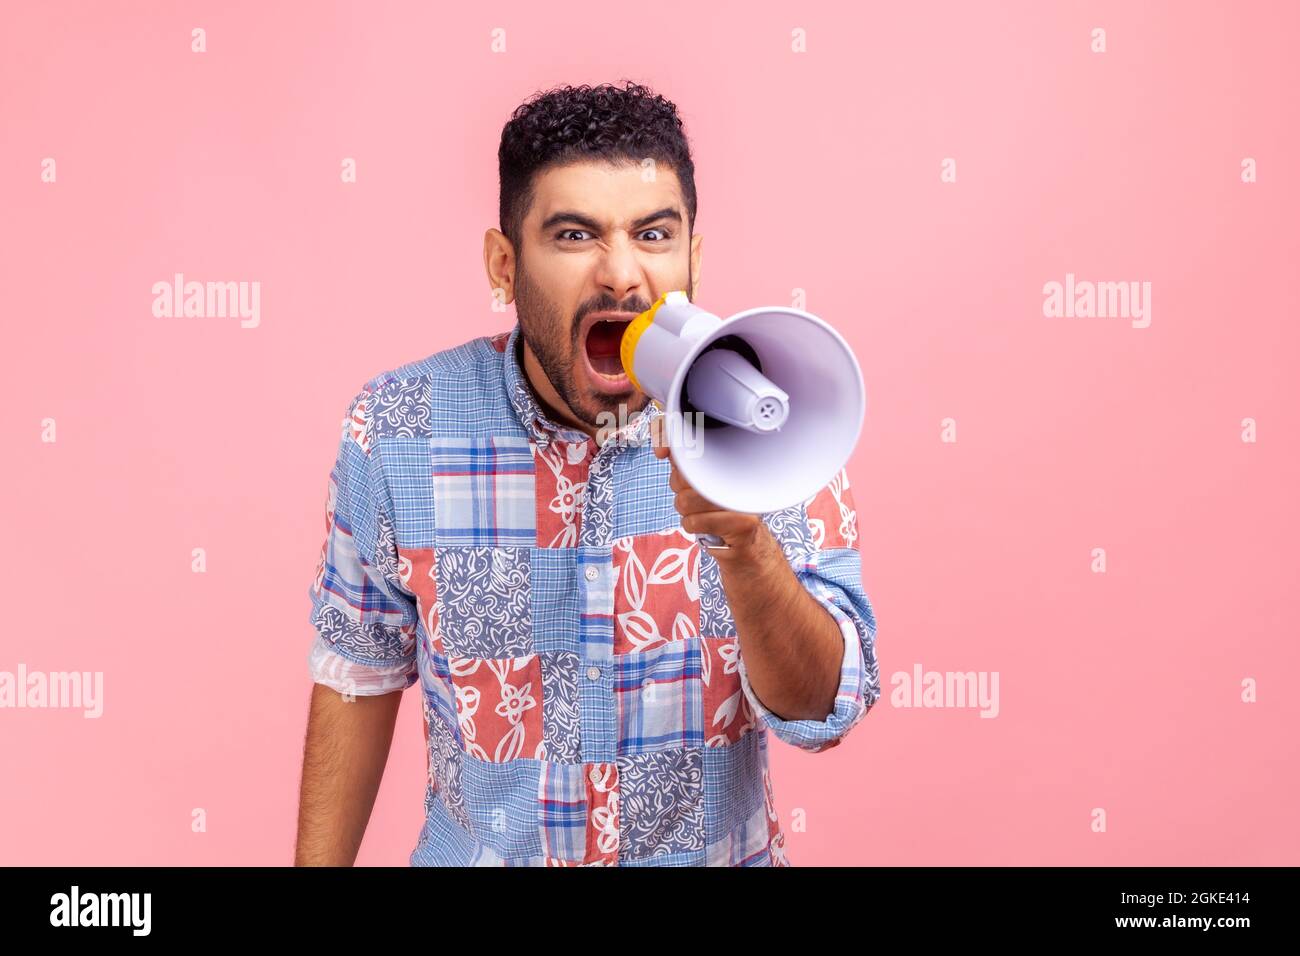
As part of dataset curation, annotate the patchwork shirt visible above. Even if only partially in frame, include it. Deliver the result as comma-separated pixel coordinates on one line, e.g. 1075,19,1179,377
305,323,880,866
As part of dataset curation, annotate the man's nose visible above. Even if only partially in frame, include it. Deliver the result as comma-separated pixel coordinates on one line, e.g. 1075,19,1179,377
595,235,645,302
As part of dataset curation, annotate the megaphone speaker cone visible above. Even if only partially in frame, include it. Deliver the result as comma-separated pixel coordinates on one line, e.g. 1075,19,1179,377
622,294,865,515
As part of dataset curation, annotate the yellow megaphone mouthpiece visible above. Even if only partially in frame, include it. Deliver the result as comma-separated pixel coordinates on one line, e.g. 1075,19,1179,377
619,291,672,393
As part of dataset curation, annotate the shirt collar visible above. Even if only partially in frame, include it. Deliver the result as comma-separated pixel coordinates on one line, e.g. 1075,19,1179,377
501,322,663,451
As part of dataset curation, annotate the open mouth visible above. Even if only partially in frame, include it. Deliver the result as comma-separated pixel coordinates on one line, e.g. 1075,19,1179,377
582,314,634,383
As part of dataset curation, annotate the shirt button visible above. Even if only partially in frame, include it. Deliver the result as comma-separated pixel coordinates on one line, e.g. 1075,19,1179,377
584,566,599,581
588,767,603,784
586,666,601,681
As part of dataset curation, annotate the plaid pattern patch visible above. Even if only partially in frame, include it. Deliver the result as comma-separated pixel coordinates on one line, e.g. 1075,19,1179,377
431,436,536,546
537,760,586,861
615,639,704,753
307,323,880,866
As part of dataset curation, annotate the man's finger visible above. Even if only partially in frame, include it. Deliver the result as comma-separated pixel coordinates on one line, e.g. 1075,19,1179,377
674,487,726,516
651,415,671,460
680,510,761,540
668,465,691,493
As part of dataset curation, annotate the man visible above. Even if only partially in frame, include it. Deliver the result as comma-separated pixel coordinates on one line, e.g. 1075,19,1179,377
295,81,880,867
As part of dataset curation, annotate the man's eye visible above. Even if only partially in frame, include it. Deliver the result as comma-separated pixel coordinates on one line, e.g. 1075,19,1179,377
555,228,671,243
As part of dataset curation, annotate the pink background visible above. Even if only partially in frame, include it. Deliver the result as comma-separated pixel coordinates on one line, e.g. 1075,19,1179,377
2,1,1296,865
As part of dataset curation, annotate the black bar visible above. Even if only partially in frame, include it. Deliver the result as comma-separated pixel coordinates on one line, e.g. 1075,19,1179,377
1,865,1283,941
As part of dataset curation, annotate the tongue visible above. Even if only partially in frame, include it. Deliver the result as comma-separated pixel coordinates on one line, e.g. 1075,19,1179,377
586,322,627,375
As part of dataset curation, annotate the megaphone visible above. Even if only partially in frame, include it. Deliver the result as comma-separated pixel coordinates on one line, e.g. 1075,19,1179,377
621,290,864,545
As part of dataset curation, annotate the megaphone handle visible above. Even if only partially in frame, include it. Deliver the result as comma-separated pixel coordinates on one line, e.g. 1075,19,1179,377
697,533,729,550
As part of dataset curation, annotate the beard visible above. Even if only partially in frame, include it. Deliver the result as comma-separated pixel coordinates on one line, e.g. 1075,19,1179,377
513,261,653,430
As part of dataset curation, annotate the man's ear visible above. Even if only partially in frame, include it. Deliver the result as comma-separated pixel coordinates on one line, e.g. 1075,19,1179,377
484,227,516,306
689,231,704,298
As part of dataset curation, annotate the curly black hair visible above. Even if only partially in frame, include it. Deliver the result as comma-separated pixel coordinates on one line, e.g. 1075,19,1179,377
497,81,697,253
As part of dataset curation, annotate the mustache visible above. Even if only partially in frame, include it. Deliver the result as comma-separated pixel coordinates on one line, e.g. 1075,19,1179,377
570,297,654,344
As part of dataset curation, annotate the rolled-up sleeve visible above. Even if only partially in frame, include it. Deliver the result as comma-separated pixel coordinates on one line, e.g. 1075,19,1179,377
736,468,880,753
306,384,418,696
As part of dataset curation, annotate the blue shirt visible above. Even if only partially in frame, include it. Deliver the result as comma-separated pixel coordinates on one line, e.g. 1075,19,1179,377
306,323,880,865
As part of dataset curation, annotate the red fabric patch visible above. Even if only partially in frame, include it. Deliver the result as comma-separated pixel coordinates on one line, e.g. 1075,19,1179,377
450,655,545,763
700,638,756,747
612,529,701,655
805,468,860,551
532,438,592,548
397,546,443,655
583,762,620,865
762,764,791,866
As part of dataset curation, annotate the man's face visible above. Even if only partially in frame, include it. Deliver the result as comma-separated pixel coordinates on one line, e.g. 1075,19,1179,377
511,160,697,431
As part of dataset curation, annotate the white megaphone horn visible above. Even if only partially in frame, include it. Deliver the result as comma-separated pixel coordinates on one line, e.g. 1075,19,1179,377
620,290,865,547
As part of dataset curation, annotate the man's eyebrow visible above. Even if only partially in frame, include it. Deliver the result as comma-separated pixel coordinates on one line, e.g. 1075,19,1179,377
539,207,682,233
